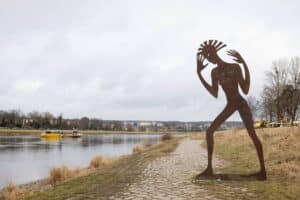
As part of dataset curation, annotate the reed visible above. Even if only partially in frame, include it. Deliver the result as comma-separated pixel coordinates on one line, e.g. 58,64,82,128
132,145,144,154
2,182,25,200
89,155,114,169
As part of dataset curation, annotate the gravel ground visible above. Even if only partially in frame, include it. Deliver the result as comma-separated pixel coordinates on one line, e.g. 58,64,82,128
109,138,225,200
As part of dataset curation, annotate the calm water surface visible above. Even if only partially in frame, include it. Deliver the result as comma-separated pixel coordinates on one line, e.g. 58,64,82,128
0,134,160,188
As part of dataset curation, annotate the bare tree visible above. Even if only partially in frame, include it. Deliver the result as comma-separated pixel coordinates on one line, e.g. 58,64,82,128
79,117,89,130
261,86,276,121
57,114,64,129
28,111,42,128
261,57,300,124
41,112,54,128
112,120,123,131
286,57,300,123
89,118,103,130
264,59,288,121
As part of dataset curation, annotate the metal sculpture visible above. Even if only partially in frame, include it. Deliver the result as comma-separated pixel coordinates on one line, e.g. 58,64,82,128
196,40,267,180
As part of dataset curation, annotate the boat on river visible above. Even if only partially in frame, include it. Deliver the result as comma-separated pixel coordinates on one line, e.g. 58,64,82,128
41,130,82,139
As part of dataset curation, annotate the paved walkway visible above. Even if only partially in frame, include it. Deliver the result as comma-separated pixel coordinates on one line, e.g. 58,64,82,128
110,139,224,200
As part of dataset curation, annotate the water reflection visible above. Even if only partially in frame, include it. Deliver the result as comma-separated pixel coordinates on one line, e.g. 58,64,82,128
0,134,160,188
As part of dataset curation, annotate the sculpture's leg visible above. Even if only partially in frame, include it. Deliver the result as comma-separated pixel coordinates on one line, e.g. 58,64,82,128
198,103,236,177
238,101,267,180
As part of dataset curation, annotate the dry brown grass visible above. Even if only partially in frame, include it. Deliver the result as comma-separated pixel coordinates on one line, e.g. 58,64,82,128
196,127,300,199
48,166,76,185
161,133,172,141
215,127,300,179
49,156,116,186
132,141,158,154
230,127,239,134
2,182,25,200
89,155,114,169
260,127,300,180
44,155,118,187
188,132,205,140
48,166,90,186
132,145,144,154
141,141,153,148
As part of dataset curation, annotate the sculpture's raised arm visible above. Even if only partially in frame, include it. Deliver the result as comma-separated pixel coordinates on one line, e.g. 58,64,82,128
227,50,250,94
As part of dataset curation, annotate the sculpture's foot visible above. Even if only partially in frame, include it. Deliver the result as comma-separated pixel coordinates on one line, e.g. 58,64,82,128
256,170,267,180
196,167,213,179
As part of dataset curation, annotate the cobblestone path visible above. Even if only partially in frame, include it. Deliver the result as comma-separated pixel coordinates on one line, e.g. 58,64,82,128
110,139,223,200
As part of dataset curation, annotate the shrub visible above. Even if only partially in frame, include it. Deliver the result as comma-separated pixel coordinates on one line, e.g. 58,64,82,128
48,166,74,185
161,133,172,141
2,182,24,200
89,155,113,169
132,145,144,154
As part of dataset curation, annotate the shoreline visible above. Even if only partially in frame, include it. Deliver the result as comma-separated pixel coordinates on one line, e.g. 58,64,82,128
0,128,186,136
0,137,181,199
0,133,173,192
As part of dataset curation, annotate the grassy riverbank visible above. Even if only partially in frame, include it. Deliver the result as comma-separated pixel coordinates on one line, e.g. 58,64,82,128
21,137,181,199
0,129,42,136
194,127,300,200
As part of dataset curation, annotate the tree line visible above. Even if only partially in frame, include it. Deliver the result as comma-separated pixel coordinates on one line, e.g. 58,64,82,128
0,110,103,130
250,57,300,124
0,110,157,131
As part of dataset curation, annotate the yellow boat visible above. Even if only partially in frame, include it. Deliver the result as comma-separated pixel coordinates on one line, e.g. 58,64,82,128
41,130,62,139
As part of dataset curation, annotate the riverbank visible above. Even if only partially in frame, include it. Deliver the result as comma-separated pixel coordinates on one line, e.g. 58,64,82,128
0,129,42,136
193,127,300,199
10,136,181,199
0,128,182,136
0,133,162,191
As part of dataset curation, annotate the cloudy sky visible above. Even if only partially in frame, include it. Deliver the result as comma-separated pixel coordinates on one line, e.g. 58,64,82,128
0,0,299,121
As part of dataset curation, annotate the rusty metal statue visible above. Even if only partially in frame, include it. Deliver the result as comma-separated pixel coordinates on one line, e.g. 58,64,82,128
196,40,267,180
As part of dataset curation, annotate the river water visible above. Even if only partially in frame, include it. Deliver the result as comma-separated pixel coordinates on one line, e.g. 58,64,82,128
0,134,161,188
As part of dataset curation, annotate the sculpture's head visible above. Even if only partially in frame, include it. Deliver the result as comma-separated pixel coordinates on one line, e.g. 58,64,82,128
198,40,226,64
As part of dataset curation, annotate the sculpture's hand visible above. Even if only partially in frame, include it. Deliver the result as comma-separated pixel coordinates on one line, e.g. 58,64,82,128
197,54,208,73
227,50,244,64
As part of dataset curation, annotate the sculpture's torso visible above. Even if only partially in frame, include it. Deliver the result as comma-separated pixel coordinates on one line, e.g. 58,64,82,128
213,64,244,102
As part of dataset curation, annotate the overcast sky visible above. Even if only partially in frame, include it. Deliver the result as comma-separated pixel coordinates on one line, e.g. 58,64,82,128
0,0,299,121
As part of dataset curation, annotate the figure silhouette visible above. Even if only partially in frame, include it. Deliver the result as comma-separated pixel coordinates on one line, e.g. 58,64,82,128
196,40,266,180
